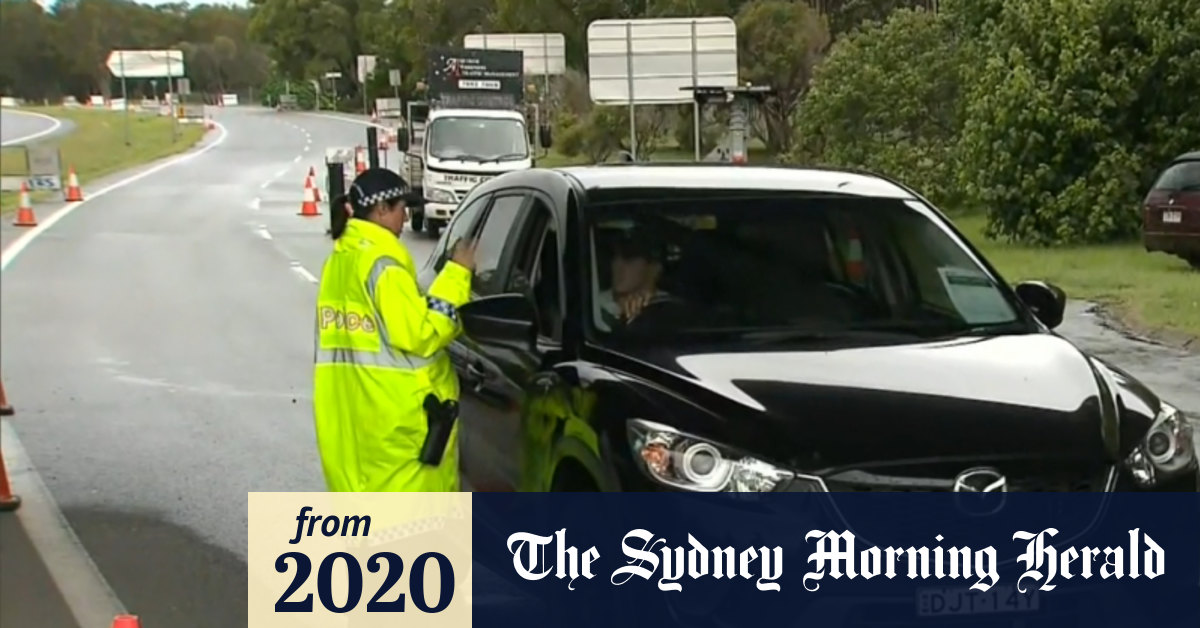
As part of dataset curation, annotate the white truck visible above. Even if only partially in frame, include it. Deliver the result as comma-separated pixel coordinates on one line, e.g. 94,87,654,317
399,47,552,236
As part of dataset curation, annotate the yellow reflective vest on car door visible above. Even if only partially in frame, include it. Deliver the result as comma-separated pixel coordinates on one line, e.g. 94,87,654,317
313,218,472,492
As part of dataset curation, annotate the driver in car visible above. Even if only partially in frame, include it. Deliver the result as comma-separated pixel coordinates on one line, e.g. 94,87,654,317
597,229,673,328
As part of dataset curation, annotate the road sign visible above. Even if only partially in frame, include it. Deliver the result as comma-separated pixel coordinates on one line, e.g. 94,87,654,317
177,78,191,95
375,98,402,118
388,69,403,87
586,17,738,104
463,33,567,76
26,145,62,191
357,55,377,83
106,49,186,78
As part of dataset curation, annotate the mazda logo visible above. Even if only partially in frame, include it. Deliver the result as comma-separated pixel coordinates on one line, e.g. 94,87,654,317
952,467,1007,516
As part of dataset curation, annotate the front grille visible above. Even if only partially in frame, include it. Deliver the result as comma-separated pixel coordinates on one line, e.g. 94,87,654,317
821,463,1115,493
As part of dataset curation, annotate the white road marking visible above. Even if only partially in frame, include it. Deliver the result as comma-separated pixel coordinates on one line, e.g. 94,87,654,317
2,123,230,271
249,197,261,211
293,155,301,163
0,123,231,624
254,225,273,240
0,420,127,625
276,167,290,178
290,261,318,283
259,180,272,189
1,110,64,146
297,111,388,129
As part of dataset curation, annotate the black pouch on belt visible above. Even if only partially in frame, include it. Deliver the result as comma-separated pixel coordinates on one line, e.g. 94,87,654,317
419,394,459,466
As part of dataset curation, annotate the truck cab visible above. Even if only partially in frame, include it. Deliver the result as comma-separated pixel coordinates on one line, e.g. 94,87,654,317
400,46,551,237
417,108,533,232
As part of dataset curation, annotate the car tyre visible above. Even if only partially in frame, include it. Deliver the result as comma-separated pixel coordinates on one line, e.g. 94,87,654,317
424,219,443,238
410,208,424,232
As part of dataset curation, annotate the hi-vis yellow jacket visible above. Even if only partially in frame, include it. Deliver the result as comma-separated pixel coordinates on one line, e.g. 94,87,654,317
313,218,472,492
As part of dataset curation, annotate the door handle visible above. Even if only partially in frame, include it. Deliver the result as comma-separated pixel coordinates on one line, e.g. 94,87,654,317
466,362,488,392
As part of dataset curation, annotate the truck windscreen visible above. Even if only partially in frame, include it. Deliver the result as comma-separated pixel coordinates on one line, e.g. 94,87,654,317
426,116,528,163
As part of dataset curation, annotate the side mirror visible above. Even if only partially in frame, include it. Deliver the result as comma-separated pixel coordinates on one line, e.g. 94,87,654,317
1015,281,1066,329
539,124,553,149
397,133,410,151
459,294,537,352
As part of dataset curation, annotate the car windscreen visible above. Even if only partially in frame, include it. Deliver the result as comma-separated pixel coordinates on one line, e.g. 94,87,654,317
426,117,528,162
585,193,1026,342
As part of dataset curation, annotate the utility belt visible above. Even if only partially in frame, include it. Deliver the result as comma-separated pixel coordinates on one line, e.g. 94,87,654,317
419,394,459,466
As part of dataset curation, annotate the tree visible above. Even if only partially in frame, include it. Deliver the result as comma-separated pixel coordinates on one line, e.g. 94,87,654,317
736,0,830,154
791,7,963,206
0,0,266,101
0,0,60,99
956,0,1200,244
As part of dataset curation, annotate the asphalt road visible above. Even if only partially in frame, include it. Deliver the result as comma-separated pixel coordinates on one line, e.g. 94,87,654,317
0,107,1196,626
0,108,71,146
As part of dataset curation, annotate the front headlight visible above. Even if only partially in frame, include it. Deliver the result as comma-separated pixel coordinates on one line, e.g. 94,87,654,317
427,187,457,204
626,419,823,492
1125,403,1196,487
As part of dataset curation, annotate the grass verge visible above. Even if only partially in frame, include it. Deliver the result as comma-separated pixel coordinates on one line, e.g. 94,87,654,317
953,213,1199,342
0,106,207,213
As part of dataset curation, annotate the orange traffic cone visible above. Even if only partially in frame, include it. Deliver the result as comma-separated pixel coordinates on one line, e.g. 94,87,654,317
13,181,37,227
0,377,12,416
845,226,865,283
0,451,19,512
111,615,141,628
1,377,19,512
355,147,366,175
64,166,84,202
307,167,321,202
299,178,321,217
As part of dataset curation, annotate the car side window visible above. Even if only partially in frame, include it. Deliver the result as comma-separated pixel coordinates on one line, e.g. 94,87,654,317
506,198,562,340
433,194,490,271
472,194,529,296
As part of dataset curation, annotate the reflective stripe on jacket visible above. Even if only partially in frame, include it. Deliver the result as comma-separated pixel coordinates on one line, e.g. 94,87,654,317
313,218,472,492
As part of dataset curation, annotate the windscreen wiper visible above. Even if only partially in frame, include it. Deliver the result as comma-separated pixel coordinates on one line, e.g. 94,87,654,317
438,154,488,162
846,320,1030,338
479,153,528,163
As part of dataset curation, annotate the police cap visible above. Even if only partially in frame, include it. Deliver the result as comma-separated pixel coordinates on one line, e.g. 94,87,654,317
349,168,421,211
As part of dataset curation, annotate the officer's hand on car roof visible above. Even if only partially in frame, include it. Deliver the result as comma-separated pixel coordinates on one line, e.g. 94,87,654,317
450,237,478,271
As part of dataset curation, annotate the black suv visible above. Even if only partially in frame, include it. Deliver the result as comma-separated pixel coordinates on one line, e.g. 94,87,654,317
417,165,1198,493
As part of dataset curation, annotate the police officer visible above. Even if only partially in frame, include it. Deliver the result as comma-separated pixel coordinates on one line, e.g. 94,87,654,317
313,167,477,492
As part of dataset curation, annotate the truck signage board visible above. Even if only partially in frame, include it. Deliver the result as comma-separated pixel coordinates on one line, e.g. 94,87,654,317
427,47,525,109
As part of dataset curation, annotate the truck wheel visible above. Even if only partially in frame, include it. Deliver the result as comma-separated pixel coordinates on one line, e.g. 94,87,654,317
410,209,424,232
424,219,443,237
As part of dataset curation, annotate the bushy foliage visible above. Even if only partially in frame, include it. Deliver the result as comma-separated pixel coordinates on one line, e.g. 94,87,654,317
957,0,1200,244
794,0,1200,245
790,8,962,206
